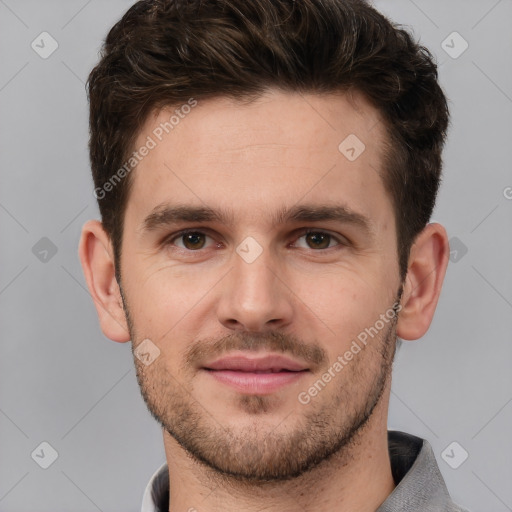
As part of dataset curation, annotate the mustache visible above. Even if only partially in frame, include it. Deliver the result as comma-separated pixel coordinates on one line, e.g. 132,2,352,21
183,330,328,370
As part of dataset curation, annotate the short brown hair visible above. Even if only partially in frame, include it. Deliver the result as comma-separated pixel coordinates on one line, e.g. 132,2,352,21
87,0,449,282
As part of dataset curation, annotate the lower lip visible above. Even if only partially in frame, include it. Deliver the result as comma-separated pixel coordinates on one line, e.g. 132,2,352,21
204,369,308,394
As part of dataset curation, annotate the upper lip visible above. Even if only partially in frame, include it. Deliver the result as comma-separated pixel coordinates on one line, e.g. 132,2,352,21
202,353,309,372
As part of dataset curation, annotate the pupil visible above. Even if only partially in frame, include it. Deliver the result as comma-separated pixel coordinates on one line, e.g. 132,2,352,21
185,233,204,249
307,232,329,249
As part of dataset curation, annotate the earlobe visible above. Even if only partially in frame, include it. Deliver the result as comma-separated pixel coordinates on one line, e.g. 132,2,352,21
396,223,450,341
78,220,131,343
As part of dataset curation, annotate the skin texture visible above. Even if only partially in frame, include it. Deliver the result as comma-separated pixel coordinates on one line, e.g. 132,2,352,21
79,88,449,512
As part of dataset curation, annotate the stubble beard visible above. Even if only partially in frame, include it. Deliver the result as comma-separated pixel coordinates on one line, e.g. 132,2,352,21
122,287,400,483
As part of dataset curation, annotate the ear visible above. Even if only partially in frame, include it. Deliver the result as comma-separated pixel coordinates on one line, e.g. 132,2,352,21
78,220,130,343
396,222,450,341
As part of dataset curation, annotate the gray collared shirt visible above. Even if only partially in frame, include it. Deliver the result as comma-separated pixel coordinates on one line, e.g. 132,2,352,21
141,430,470,512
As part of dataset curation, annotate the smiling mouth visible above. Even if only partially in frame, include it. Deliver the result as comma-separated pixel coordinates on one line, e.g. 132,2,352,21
204,368,305,373
202,366,309,395
201,353,311,394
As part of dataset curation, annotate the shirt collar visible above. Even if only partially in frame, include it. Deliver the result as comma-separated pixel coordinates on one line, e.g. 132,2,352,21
141,430,467,512
376,431,468,511
141,459,169,512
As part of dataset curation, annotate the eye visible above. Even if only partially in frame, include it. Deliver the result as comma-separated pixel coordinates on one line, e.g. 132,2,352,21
167,230,216,251
163,228,347,253
293,230,344,250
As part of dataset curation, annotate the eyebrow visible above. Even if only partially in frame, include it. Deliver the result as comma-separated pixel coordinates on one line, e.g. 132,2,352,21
142,203,375,239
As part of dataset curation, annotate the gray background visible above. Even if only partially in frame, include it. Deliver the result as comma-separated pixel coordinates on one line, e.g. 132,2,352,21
0,0,511,510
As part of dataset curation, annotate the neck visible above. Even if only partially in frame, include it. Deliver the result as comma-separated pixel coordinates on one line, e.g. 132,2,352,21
162,388,394,512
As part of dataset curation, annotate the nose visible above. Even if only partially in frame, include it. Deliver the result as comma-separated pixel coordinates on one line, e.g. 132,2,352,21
216,246,294,332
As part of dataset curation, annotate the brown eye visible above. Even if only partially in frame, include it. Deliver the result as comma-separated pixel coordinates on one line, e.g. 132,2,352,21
164,230,213,251
292,230,342,250
305,232,332,249
180,232,206,250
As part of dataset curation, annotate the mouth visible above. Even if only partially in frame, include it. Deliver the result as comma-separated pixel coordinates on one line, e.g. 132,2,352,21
201,353,310,394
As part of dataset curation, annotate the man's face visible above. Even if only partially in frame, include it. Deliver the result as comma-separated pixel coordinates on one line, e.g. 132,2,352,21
119,89,403,480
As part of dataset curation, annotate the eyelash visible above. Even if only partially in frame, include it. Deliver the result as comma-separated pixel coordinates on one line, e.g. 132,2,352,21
162,228,348,252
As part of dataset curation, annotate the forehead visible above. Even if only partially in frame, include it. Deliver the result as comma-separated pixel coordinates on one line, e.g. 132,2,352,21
125,88,393,234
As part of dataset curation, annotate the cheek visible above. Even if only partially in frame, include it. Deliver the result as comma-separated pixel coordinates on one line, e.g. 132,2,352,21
294,272,389,350
126,265,218,336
